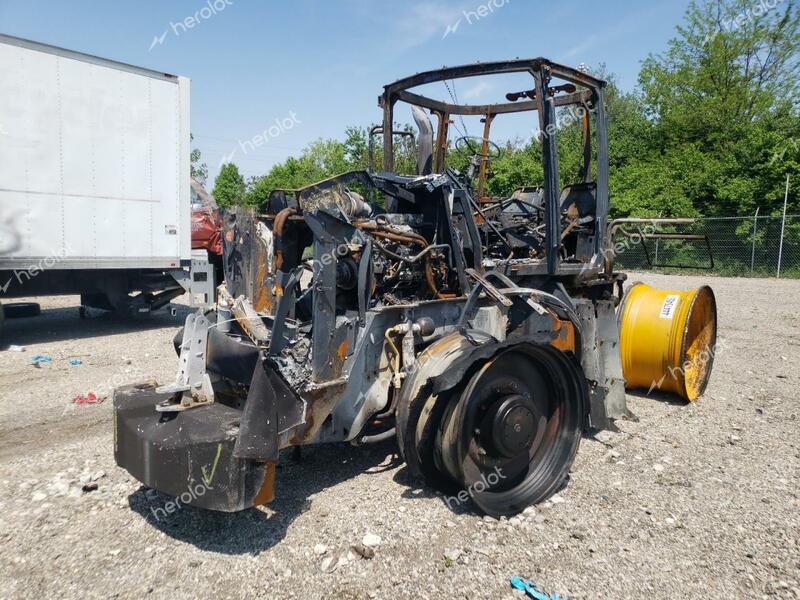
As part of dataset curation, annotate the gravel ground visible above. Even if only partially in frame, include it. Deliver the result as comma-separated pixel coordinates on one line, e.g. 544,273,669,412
0,273,798,599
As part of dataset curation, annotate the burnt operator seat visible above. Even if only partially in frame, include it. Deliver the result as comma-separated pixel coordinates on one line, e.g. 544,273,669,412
559,182,597,221
559,182,597,262
505,187,545,213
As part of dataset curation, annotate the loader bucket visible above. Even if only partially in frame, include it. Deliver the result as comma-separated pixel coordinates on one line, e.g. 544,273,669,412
619,283,717,401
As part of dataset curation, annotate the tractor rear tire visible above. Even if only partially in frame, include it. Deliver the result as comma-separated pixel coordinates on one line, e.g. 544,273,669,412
399,336,588,517
434,344,588,517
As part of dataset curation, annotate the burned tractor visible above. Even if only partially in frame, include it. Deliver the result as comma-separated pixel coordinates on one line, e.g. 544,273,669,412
114,59,716,517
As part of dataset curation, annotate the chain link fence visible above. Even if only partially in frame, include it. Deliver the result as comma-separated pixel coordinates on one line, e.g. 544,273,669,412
613,214,800,278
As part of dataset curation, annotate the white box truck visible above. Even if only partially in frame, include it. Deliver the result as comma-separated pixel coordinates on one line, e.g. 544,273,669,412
0,34,213,330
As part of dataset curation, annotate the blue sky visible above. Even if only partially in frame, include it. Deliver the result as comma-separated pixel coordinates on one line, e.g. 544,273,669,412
1,0,692,184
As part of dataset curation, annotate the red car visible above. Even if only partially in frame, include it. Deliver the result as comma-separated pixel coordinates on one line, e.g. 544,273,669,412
190,178,222,256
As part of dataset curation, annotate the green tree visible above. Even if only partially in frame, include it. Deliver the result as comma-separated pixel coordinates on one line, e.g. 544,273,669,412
483,141,544,197
243,124,421,210
212,163,245,208
641,0,799,140
190,134,208,184
634,0,800,216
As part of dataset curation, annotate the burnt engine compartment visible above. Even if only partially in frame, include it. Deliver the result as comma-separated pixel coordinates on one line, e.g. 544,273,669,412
211,166,613,443
223,170,475,322
224,169,602,326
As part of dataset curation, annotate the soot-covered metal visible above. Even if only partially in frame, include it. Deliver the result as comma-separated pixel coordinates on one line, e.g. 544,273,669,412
115,59,637,517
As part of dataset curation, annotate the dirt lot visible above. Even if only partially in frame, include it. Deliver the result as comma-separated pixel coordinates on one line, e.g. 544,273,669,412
0,273,798,599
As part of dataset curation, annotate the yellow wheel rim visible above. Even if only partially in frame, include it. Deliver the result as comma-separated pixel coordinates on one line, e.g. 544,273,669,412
619,283,717,401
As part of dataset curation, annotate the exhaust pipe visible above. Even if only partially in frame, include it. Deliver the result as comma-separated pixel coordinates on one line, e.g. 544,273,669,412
411,105,433,176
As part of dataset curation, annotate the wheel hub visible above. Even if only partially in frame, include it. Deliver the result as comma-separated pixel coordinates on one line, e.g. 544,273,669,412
483,395,537,458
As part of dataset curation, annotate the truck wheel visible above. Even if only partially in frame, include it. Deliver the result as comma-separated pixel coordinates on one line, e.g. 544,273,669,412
3,302,41,318
397,333,589,516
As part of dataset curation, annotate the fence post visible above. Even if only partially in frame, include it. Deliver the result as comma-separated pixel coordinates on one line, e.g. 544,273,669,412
750,207,760,274
654,210,663,265
777,175,790,278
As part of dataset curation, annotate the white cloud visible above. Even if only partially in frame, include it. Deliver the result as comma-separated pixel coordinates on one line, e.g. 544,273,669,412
462,80,493,100
344,0,476,50
564,34,599,59
394,2,471,49
560,4,661,62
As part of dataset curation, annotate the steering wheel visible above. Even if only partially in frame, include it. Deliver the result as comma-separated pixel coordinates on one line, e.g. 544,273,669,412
455,135,502,160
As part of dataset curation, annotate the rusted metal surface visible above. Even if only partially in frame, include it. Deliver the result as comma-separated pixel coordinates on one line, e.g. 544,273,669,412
224,288,270,346
252,462,276,506
433,110,450,172
253,260,274,314
477,113,496,202
273,207,297,273
289,379,347,445
550,318,576,353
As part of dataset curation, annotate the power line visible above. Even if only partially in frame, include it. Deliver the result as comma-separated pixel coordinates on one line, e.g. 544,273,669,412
449,78,471,138
198,142,299,157
443,79,471,140
193,133,306,153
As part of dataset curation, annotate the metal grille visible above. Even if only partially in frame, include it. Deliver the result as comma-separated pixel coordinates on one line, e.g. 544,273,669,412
612,215,800,278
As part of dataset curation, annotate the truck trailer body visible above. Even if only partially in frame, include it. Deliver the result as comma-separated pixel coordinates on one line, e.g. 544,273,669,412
0,34,213,323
